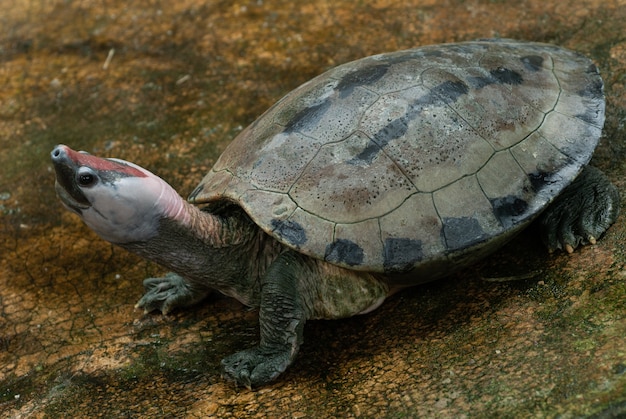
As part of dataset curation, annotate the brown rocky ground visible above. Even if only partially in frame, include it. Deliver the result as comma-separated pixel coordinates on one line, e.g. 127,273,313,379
1,0,625,417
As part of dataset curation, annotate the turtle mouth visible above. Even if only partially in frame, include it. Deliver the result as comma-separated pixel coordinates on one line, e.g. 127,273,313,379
54,181,90,214
51,145,92,213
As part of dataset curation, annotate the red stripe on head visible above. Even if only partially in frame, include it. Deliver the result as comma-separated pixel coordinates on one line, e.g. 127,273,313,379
64,146,148,178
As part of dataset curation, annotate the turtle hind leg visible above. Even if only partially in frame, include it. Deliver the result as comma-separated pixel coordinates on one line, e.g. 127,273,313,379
540,166,620,253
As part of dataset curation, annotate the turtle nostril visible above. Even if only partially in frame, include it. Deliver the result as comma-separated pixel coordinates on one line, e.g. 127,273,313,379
51,145,66,160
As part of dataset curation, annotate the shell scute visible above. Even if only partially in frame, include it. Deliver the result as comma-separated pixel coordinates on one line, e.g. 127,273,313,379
276,207,335,257
330,219,382,267
538,112,602,163
378,193,444,264
433,175,502,251
290,131,415,224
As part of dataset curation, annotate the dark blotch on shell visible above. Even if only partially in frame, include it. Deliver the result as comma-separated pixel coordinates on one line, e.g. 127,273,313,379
271,219,308,247
428,80,470,104
283,100,332,133
325,239,364,266
575,108,602,125
577,77,604,100
336,63,390,97
442,217,488,250
528,170,559,193
490,196,529,228
489,67,523,85
520,55,544,72
383,238,424,273
468,68,524,89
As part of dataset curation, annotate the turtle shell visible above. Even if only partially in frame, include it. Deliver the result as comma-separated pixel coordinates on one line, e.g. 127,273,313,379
189,39,604,276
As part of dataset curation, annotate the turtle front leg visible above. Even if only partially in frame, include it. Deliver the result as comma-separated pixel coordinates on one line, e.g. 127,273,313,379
221,251,389,387
135,272,211,315
540,166,620,253
221,251,307,388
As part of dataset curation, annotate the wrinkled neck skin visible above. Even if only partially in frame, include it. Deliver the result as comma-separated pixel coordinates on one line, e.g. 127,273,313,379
122,200,282,308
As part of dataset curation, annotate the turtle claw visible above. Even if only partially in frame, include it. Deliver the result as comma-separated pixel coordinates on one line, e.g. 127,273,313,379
221,346,292,389
135,272,209,315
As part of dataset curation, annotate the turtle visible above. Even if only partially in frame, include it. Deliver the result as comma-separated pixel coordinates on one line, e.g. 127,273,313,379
51,38,620,388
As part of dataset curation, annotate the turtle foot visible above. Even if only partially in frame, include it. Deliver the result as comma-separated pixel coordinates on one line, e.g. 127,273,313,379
221,346,292,389
540,166,620,253
135,272,209,315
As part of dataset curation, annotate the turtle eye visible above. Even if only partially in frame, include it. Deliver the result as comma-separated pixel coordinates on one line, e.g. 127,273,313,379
76,167,98,187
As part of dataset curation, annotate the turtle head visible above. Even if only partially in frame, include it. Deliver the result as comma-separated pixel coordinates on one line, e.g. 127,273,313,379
51,145,188,244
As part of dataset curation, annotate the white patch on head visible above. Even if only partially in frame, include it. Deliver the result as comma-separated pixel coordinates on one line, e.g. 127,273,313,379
79,160,189,244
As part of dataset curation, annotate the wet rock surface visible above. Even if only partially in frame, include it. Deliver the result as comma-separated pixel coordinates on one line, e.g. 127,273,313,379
1,0,625,417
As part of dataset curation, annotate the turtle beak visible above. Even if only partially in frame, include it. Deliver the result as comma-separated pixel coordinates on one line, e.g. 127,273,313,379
51,145,91,213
